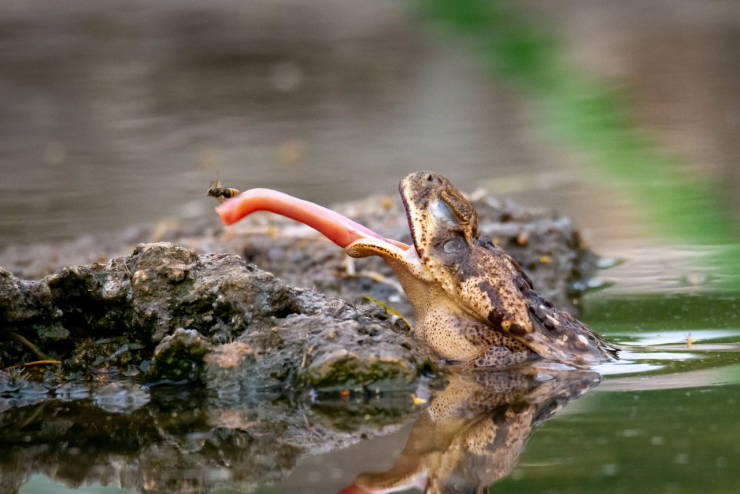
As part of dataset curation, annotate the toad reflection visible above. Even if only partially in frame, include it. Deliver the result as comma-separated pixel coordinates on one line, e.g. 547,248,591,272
339,367,600,494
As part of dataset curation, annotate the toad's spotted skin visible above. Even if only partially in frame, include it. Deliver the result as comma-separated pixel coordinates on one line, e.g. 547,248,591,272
347,171,617,368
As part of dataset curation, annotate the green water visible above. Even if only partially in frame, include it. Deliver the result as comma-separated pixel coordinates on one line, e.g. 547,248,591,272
500,386,740,494
500,303,740,494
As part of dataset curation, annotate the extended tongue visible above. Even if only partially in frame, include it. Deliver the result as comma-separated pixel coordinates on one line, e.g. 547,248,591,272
215,188,411,251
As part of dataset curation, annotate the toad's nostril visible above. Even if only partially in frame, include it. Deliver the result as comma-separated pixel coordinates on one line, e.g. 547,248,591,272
426,174,434,182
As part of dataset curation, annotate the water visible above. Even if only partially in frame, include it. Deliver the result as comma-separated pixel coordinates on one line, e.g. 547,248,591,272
5,258,740,492
2,0,740,492
9,313,740,493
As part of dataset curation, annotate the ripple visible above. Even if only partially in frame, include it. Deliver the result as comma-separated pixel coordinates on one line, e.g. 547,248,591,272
612,329,740,347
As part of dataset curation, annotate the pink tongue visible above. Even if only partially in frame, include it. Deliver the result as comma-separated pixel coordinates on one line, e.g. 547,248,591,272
215,188,410,250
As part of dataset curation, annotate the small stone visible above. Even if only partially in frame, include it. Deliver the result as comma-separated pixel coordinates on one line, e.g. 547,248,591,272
166,267,186,282
132,269,150,285
204,342,254,369
37,324,70,343
149,328,212,382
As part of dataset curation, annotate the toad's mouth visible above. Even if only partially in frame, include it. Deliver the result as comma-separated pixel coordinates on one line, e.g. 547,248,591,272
215,188,419,262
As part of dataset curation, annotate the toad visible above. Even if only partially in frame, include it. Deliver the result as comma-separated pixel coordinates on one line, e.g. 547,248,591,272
215,171,617,368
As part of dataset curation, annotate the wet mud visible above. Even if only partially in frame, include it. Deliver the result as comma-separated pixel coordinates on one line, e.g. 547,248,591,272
1,242,427,396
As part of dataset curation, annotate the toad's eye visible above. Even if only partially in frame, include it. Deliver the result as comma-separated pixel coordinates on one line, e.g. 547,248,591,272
443,237,466,254
431,199,460,225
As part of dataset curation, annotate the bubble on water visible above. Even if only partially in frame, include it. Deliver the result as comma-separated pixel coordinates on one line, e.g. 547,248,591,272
650,436,665,446
684,272,709,286
601,463,619,476
620,428,641,437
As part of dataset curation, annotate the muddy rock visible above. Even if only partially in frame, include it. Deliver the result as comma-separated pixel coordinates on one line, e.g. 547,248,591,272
0,242,430,393
204,297,419,396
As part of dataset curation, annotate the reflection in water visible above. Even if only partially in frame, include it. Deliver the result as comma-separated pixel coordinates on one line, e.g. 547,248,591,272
0,384,416,494
1,368,599,494
341,367,600,494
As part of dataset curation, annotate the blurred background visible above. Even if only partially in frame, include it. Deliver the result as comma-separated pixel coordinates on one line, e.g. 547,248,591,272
0,0,738,265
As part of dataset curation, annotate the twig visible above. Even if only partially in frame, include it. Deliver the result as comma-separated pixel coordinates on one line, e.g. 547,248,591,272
7,360,62,370
338,270,404,294
9,332,49,360
363,296,412,329
19,402,48,430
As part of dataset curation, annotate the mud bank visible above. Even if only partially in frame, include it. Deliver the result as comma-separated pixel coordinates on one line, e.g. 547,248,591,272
1,243,427,396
